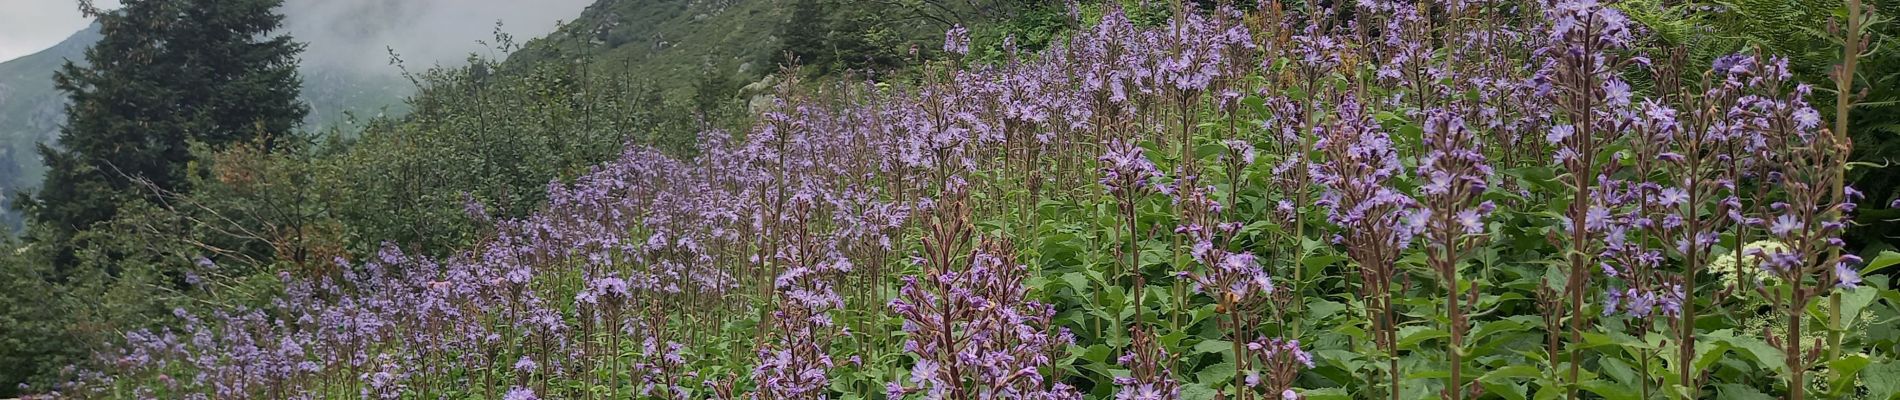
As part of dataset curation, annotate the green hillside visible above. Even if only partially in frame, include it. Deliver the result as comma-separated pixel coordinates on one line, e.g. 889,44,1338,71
503,0,783,98
497,0,1014,99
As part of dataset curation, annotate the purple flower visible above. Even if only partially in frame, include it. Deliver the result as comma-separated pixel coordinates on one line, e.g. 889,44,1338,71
1546,125,1575,145
944,25,971,55
1100,139,1162,196
1768,214,1800,236
1837,260,1863,289
504,387,538,400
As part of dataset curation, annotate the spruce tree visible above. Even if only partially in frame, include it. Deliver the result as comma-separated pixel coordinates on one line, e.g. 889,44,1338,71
25,0,307,268
775,0,833,69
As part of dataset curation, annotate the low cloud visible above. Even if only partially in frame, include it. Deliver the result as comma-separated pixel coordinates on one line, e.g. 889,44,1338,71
280,0,594,75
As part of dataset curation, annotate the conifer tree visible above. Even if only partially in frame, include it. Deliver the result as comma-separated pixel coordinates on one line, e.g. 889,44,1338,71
24,0,307,269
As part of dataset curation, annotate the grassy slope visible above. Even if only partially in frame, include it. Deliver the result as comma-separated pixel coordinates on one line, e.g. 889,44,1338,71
502,0,785,100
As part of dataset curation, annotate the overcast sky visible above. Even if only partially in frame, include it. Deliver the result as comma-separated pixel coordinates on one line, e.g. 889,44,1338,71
0,0,592,69
0,0,117,63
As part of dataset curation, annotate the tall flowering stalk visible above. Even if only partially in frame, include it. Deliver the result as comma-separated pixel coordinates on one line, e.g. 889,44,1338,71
1745,61,1860,400
1536,0,1634,390
1173,173,1274,399
1643,53,1763,393
1312,96,1419,400
887,183,1080,400
1413,108,1495,400
1101,138,1162,329
750,191,852,400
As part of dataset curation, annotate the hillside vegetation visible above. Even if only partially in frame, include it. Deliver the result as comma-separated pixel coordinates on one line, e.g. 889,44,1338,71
6,0,1900,399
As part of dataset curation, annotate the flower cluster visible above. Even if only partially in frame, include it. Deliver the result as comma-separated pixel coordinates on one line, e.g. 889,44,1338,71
1113,329,1179,400
1244,337,1314,399
888,238,1080,400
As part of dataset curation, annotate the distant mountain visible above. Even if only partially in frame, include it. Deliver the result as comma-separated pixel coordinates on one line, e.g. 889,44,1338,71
0,23,103,231
0,23,414,232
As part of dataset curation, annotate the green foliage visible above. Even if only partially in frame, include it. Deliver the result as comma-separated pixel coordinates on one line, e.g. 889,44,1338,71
1619,0,1900,245
0,134,335,395
24,0,308,270
327,50,725,254
502,0,777,102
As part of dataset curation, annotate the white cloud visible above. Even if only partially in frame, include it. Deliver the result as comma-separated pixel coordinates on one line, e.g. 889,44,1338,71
0,0,120,62
281,0,594,74
0,0,590,70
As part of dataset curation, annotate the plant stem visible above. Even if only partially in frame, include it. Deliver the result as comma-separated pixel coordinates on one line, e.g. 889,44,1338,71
1788,301,1806,400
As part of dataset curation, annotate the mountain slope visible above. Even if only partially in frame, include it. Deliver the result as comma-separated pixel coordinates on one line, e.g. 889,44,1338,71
503,0,784,99
0,23,101,230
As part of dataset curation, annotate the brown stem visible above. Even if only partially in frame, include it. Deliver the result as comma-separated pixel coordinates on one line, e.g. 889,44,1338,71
1788,301,1805,400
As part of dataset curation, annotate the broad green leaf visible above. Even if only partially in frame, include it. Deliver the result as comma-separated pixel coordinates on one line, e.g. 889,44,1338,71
1598,356,1637,388
1579,379,1638,400
1478,365,1543,384
1480,381,1529,400
1695,340,1732,371
1081,344,1113,364
1839,286,1880,325
1828,353,1873,396
1305,299,1348,322
1193,339,1234,356
1469,316,1536,342
1301,387,1351,400
1714,383,1775,400
1866,361,1900,400
1180,383,1220,400
1863,251,1900,275
1195,362,1236,386
1711,332,1786,375
1397,327,1450,350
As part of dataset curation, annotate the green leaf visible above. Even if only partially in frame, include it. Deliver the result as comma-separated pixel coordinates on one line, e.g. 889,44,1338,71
1714,383,1775,400
1301,387,1351,400
1469,316,1535,343
1695,340,1732,371
1301,254,1348,271
1579,379,1638,400
1480,381,1529,400
1397,326,1450,350
1193,339,1234,356
1195,362,1236,386
1180,383,1220,400
1866,361,1900,400
1828,353,1873,396
1240,96,1266,109
1598,357,1637,388
1713,333,1787,375
1081,344,1113,364
1478,365,1543,384
1533,384,1565,400
1839,286,1880,325
1863,251,1900,275
1060,271,1089,293
1304,299,1348,322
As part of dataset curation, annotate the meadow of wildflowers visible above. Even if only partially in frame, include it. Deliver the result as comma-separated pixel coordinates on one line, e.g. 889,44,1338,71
48,0,1900,399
